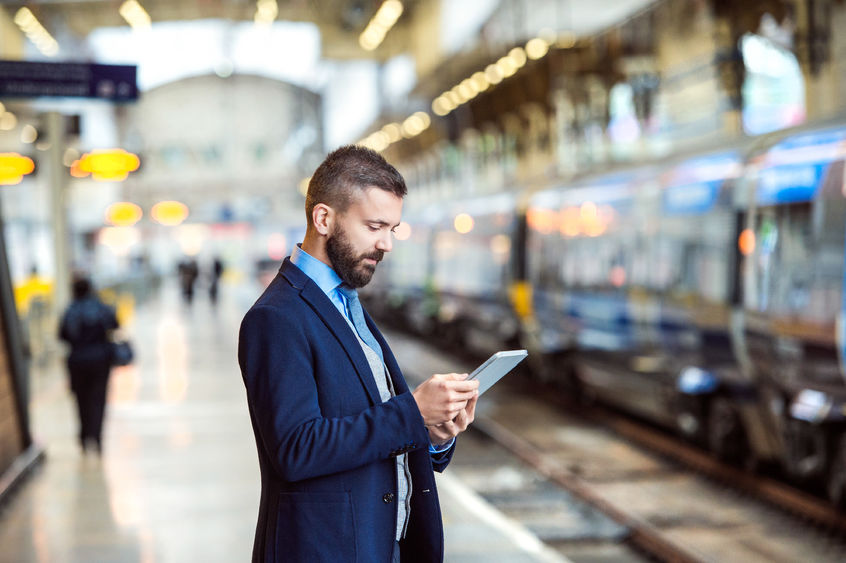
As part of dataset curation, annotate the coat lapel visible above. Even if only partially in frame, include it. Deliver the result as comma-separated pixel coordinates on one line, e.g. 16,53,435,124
281,259,382,405
365,308,410,395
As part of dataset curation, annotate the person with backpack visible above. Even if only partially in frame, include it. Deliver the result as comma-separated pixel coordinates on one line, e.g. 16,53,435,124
59,275,119,455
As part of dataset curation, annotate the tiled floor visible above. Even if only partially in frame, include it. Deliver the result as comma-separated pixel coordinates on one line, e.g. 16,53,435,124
0,282,565,563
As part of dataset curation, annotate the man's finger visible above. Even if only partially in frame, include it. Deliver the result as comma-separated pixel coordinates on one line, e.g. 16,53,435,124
449,388,478,400
465,394,478,418
447,390,476,403
439,419,457,435
437,372,469,381
444,380,479,393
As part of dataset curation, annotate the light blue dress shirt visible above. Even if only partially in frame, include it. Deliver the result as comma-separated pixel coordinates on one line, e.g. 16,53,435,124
289,245,454,454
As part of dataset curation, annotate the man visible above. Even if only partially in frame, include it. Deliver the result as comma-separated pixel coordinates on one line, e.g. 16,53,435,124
238,145,479,562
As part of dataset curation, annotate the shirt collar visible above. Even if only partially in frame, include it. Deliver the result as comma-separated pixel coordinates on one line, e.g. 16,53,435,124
290,244,344,295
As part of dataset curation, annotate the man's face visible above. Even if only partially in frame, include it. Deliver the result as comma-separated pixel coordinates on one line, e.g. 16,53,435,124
326,187,403,288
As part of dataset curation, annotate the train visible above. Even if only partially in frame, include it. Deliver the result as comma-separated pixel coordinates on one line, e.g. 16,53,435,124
363,116,846,507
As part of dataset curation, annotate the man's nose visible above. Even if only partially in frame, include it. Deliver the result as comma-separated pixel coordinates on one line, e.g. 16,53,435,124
376,231,392,253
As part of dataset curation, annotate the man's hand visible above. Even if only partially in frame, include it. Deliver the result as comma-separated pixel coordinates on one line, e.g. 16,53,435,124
427,393,478,446
412,373,479,426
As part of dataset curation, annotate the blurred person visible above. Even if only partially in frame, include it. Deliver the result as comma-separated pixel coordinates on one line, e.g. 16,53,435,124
59,275,118,455
239,146,479,563
15,266,54,366
178,257,199,304
208,256,224,304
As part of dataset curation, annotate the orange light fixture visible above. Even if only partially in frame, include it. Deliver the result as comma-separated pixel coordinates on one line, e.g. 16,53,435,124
78,149,140,181
527,208,558,234
151,200,189,226
106,202,143,227
739,228,756,256
70,159,89,178
0,152,35,185
560,207,581,237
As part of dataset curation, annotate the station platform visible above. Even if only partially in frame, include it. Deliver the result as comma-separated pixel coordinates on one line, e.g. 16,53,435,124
0,283,567,563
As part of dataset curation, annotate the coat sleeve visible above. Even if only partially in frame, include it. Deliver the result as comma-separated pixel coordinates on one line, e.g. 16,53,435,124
238,305,431,483
430,441,456,473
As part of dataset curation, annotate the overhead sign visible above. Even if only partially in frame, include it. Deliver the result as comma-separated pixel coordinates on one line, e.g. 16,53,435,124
0,60,137,101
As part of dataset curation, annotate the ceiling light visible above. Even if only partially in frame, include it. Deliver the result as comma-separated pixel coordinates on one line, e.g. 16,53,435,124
556,32,577,49
471,72,490,92
526,38,550,60
461,78,479,96
254,0,278,26
381,123,402,143
119,1,151,31
62,148,80,167
496,57,518,78
401,112,430,138
485,64,504,85
151,201,189,226
14,8,59,57
78,149,140,182
451,85,468,104
432,97,450,116
20,124,37,144
369,133,389,152
359,1,404,51
458,82,475,100
374,0,403,27
0,112,18,131
0,153,35,186
508,47,527,68
105,202,143,227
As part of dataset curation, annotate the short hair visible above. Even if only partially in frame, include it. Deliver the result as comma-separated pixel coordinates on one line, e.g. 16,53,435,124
72,276,92,300
305,145,407,225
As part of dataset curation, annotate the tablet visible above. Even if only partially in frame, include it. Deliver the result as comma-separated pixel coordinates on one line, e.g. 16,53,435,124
468,350,528,395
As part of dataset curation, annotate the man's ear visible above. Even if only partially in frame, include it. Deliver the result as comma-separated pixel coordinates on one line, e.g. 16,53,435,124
312,203,334,236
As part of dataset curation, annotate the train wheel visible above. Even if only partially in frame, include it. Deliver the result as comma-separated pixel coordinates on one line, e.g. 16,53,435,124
827,434,846,509
707,396,747,464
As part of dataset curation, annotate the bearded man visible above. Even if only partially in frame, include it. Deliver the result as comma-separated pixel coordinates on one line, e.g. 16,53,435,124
238,145,479,563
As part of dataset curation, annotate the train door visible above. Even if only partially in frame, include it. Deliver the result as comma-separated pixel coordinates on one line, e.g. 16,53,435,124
522,194,570,381
742,140,846,492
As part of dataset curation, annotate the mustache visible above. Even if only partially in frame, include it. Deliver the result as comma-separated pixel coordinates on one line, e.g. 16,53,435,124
360,250,384,263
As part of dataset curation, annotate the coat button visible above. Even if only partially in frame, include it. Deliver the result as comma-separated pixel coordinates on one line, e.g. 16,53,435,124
383,493,394,503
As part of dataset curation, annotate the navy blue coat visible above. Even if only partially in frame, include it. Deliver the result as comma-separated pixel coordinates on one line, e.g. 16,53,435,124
238,258,453,562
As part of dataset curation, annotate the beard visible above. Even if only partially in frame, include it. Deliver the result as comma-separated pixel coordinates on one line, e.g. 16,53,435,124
326,224,384,288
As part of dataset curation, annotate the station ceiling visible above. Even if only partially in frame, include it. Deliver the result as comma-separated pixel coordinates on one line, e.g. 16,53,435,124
0,0,418,59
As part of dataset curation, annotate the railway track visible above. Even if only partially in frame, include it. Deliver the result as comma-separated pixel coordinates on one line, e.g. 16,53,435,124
386,329,846,562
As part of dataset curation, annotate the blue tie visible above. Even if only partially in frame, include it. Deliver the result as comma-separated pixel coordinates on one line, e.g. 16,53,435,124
338,285,383,362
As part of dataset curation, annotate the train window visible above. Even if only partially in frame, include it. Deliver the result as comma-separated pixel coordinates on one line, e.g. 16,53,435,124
746,202,843,324
433,214,513,297
527,214,564,290
656,211,733,302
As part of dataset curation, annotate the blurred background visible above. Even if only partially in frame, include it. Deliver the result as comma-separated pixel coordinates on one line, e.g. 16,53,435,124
2,1,846,561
